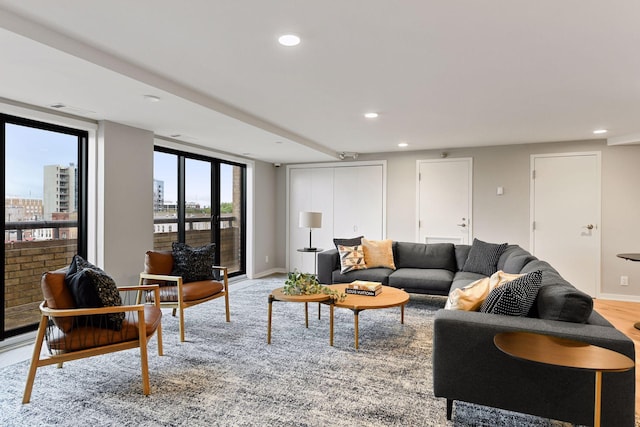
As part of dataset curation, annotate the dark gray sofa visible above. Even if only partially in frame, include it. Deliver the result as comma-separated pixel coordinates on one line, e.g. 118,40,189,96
317,241,635,426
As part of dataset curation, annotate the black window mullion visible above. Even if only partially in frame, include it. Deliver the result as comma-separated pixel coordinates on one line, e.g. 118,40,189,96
211,161,221,265
177,155,186,243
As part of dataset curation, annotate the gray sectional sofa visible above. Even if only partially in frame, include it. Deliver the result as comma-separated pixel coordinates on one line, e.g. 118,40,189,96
317,240,635,427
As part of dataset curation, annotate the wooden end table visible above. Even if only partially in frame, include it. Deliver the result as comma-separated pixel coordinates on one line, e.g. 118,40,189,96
494,331,634,427
616,253,640,329
325,284,409,350
267,287,334,346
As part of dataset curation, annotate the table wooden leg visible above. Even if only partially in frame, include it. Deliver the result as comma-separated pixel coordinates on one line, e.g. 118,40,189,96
267,295,274,344
318,302,321,320
354,309,360,350
329,304,334,346
594,370,602,427
401,304,405,324
305,302,309,328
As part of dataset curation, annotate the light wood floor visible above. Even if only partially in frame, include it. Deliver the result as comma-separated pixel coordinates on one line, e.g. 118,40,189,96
592,299,640,416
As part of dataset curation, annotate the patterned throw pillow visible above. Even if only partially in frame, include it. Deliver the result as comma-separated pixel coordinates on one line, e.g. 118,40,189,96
333,236,364,252
338,244,367,274
462,238,508,276
445,270,523,311
65,255,125,330
362,238,396,270
171,242,216,283
480,270,543,316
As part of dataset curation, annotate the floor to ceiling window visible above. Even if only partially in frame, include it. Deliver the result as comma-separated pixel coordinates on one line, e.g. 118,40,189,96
2,114,87,340
153,147,246,276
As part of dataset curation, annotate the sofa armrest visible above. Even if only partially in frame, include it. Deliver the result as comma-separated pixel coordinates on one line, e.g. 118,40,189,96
433,309,635,427
318,249,339,284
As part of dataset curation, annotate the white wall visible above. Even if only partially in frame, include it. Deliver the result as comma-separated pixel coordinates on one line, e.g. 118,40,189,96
97,121,154,284
252,161,283,277
277,139,640,299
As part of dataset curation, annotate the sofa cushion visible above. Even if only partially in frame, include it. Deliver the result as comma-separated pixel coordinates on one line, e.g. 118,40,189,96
338,244,367,273
333,236,363,251
445,271,523,311
362,238,396,270
497,245,538,274
463,239,508,276
536,283,593,323
520,259,558,275
480,270,542,316
171,242,216,283
395,242,457,272
451,271,488,291
455,245,471,271
332,267,392,285
388,268,454,295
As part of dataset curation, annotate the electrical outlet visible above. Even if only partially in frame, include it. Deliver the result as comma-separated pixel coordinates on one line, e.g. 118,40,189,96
620,275,629,286
265,255,269,264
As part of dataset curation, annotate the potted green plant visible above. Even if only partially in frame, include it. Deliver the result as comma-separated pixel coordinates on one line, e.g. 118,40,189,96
283,270,346,302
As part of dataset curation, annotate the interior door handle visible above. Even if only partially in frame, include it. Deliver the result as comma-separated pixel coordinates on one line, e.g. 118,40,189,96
457,223,466,228
585,224,594,230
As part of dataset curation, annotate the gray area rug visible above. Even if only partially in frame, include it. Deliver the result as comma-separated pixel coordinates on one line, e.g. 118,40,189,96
0,276,576,426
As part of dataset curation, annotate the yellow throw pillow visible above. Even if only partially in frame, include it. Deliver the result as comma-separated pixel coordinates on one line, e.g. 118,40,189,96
362,238,396,270
445,270,523,311
338,244,367,274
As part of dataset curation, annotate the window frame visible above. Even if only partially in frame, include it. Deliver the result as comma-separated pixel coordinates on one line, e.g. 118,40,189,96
154,146,246,277
1,113,88,340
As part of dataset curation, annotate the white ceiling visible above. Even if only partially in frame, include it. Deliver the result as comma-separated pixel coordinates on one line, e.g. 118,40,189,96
1,1,640,164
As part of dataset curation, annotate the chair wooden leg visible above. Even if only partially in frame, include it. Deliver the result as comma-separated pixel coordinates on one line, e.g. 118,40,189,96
138,309,151,395
224,291,230,323
179,306,185,342
156,321,163,356
172,308,177,317
23,316,48,404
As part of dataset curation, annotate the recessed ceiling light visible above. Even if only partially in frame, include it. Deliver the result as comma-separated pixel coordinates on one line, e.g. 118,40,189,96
364,112,379,119
144,95,161,102
278,34,301,47
398,142,409,148
593,129,608,134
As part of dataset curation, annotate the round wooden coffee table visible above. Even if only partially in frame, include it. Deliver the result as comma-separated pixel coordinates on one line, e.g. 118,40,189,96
325,284,410,350
494,331,634,427
267,287,334,346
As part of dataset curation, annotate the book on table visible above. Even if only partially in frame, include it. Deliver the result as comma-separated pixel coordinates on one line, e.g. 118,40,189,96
346,280,382,296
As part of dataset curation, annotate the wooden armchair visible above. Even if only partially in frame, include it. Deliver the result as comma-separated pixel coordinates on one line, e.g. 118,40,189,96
23,270,163,403
140,250,230,342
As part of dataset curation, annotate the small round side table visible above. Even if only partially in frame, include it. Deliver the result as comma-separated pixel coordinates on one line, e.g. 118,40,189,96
616,253,640,329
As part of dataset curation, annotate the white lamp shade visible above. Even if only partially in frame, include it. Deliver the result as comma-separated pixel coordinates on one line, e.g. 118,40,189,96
299,211,322,229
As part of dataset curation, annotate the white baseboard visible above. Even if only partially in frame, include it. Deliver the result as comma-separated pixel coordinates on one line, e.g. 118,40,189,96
597,292,640,302
252,268,286,279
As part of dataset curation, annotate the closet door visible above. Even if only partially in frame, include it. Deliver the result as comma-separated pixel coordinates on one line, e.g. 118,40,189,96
289,168,334,273
333,165,384,240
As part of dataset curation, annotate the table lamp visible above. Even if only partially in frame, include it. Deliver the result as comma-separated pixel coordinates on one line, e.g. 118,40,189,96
299,211,322,250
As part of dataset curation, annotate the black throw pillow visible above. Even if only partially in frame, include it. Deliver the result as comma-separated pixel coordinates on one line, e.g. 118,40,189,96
65,255,124,330
462,238,508,276
171,242,216,283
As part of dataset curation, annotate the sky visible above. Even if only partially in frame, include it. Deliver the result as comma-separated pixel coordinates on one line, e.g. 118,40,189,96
153,151,234,207
5,123,233,206
5,123,76,199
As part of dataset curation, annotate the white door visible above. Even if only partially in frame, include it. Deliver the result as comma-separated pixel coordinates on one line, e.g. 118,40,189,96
417,158,472,244
530,152,600,296
333,165,384,240
289,168,334,274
